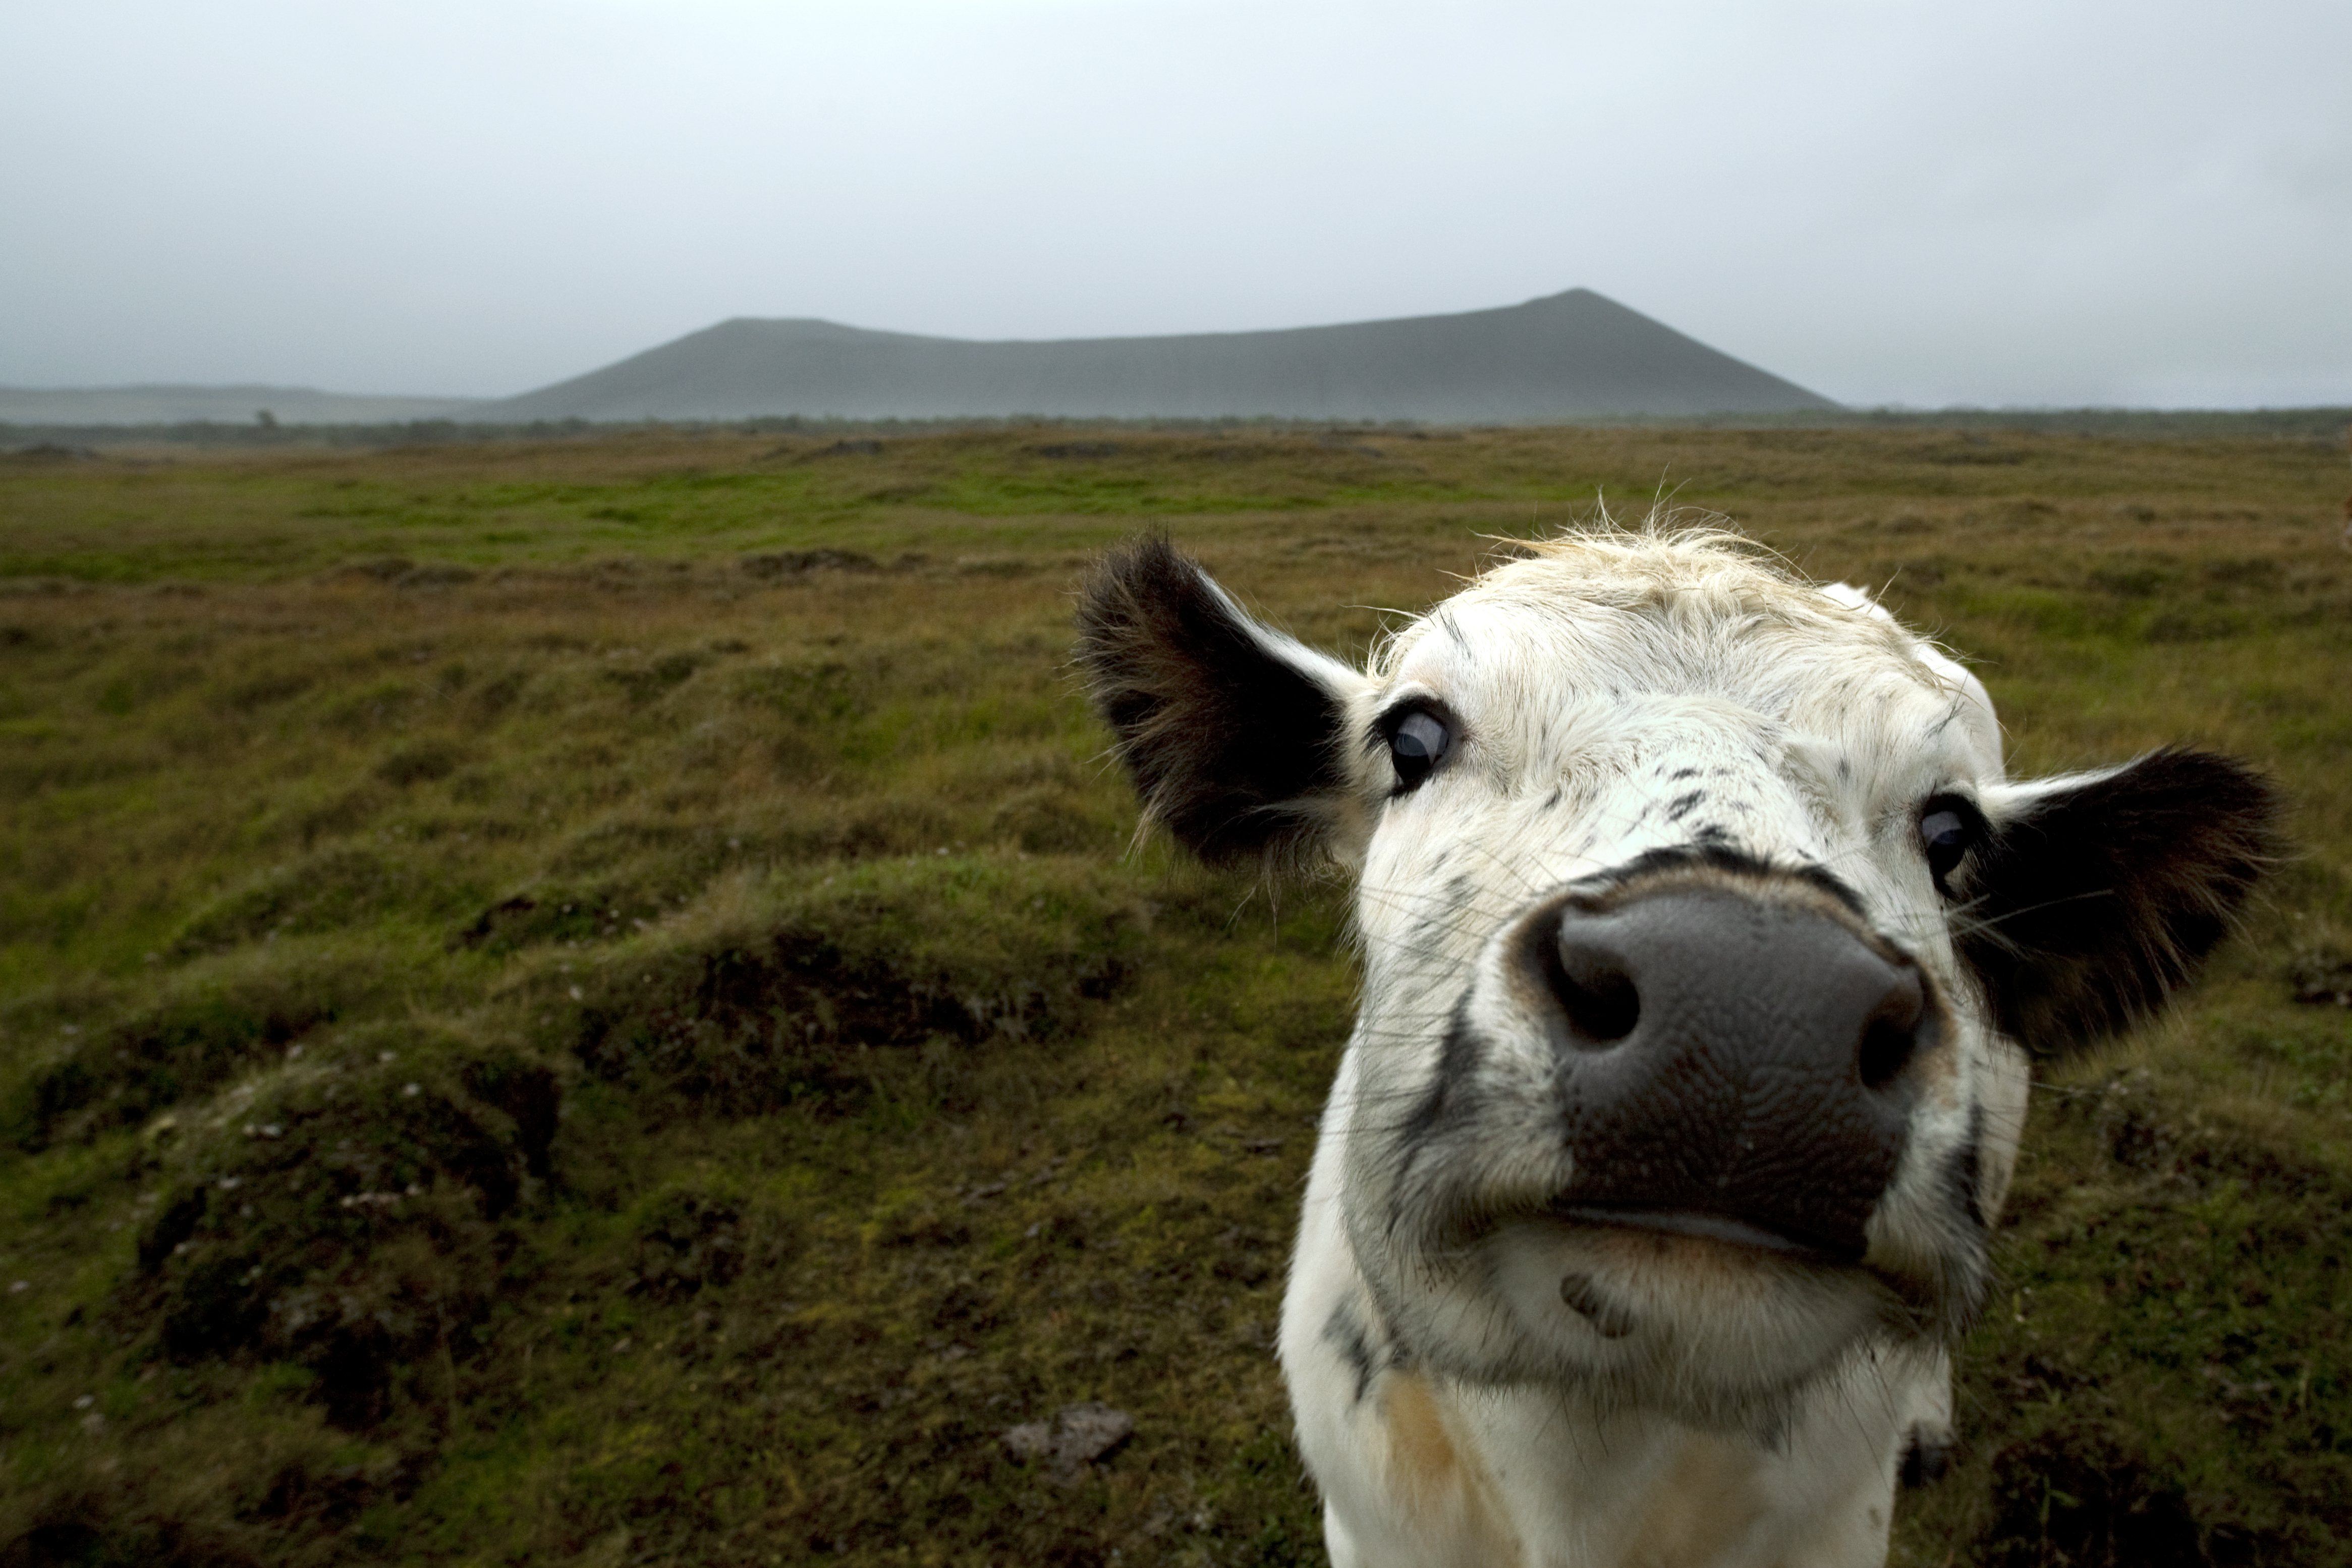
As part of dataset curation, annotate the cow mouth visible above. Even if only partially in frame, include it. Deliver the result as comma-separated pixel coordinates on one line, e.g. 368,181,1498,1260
1547,1203,1863,1268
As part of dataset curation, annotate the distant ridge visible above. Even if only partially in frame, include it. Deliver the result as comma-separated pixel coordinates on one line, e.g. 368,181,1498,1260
0,385,486,427
481,289,1836,423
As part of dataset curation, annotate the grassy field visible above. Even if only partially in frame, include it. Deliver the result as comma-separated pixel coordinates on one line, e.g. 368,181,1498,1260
0,423,2346,1565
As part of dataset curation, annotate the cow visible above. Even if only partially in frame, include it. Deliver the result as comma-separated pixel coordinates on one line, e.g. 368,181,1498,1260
1076,526,2275,1568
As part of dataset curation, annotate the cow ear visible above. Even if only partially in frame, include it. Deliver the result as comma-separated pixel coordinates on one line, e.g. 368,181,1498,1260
1952,748,2280,1054
1077,535,1375,869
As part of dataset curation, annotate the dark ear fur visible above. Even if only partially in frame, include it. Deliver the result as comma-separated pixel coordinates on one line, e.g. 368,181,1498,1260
1955,748,2280,1054
1076,534,1366,867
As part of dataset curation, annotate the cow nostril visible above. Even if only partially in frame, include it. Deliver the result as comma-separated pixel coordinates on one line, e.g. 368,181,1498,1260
1549,937,1641,1045
1857,1018,1915,1090
1857,971,1928,1091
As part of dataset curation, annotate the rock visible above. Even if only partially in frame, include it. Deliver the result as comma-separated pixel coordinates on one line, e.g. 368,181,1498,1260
1003,1401,1136,1483
2288,951,2352,1007
1002,1420,1053,1461
1056,1402,1135,1464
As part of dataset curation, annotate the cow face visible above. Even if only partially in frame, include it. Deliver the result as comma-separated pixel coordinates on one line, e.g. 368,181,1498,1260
1078,531,2274,1426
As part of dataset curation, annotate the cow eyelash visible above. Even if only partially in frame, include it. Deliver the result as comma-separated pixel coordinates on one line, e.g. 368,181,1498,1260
1375,703,1457,793
1918,794,1985,893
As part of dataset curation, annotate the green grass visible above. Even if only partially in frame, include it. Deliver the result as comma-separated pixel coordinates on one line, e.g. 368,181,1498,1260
0,424,2347,1564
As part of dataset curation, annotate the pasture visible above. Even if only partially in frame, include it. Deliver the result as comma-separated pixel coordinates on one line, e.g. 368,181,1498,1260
0,422,2346,1565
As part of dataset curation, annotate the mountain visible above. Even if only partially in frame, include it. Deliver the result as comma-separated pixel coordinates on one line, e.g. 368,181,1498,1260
0,385,488,426
479,289,1835,422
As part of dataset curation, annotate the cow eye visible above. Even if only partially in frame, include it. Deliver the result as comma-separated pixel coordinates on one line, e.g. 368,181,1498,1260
1387,709,1452,791
1919,798,1980,889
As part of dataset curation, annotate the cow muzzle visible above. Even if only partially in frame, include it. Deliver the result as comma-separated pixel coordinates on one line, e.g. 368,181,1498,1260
1509,869,1937,1266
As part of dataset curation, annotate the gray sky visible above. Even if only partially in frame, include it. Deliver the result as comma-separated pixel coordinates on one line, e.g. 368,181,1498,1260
4,0,2346,407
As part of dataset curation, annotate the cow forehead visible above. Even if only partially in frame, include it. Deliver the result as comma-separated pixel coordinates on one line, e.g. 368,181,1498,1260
1371,548,1997,788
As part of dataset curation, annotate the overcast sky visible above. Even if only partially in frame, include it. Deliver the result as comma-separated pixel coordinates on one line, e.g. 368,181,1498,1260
4,0,2346,407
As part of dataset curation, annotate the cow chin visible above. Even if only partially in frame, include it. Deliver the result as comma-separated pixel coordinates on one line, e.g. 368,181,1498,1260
1380,1212,1929,1429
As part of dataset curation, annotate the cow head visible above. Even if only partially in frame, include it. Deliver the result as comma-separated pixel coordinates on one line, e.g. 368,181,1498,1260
1078,529,2275,1426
